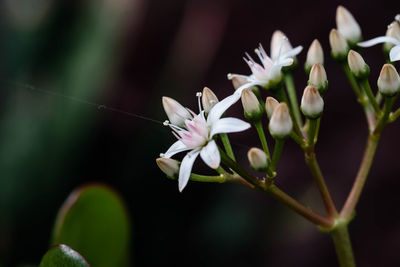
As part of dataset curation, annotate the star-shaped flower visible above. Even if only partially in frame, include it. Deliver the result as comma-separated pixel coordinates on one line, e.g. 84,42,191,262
228,33,302,97
161,93,250,192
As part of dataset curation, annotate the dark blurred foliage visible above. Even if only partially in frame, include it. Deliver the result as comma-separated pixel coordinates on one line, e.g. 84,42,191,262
0,0,400,266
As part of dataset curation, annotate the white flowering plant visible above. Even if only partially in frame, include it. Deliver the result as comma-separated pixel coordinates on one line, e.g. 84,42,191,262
157,6,400,267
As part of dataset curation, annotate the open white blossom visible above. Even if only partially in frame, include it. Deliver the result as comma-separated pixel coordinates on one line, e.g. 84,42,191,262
161,93,250,192
358,20,400,62
227,35,302,98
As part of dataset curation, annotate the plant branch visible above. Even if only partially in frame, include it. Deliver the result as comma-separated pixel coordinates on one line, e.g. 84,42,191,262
305,149,338,218
284,73,303,127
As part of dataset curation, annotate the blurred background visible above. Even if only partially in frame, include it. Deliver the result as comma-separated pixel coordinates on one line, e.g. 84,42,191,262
1,0,400,266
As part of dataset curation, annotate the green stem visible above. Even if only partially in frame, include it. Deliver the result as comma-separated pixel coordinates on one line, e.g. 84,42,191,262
290,131,305,147
341,63,363,103
305,150,338,218
219,148,333,228
267,185,333,228
314,118,321,144
220,133,235,161
330,223,356,267
389,108,400,123
360,79,381,116
254,121,271,158
284,74,303,127
190,173,226,183
307,119,318,147
340,97,395,219
271,139,285,171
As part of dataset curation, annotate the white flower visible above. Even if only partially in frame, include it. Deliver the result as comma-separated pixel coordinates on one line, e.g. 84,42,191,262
358,21,400,62
227,36,302,97
161,93,251,192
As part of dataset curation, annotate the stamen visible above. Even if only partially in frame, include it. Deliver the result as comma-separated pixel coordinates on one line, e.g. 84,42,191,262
163,120,170,126
168,123,186,132
160,153,165,157
395,14,400,24
196,92,203,113
227,73,233,79
388,23,394,29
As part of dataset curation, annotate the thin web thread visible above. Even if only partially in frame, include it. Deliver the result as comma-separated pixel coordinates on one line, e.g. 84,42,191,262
3,81,164,125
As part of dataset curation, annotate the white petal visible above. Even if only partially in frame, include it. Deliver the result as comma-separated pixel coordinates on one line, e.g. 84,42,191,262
210,117,251,137
163,140,190,158
207,94,239,125
178,150,200,192
389,45,400,62
276,57,294,67
358,36,400,47
200,140,220,169
282,45,303,59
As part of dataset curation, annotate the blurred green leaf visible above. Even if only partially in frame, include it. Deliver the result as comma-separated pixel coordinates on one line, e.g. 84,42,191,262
52,184,130,267
39,244,89,267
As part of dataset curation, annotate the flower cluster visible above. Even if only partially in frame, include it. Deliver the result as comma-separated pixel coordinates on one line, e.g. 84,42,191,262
157,5,400,197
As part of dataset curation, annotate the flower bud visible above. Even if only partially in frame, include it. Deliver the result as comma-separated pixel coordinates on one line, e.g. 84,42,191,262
270,30,294,60
228,74,248,90
162,96,192,127
377,64,400,96
336,5,362,45
347,50,370,79
329,29,349,61
269,103,293,138
241,89,263,121
201,87,219,114
265,97,279,119
384,22,400,54
248,147,269,172
308,63,328,94
305,39,324,74
156,157,179,179
301,86,324,119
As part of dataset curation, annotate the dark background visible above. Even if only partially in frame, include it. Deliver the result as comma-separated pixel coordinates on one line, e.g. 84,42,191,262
1,0,400,266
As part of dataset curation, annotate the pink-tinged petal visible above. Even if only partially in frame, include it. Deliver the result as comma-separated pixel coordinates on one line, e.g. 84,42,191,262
163,140,190,158
178,150,200,192
207,94,239,125
210,117,251,137
281,45,303,59
179,130,206,149
358,36,400,47
389,45,400,62
200,140,220,169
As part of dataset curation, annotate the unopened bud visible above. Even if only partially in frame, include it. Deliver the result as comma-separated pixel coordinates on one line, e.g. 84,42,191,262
271,30,294,60
265,97,279,119
269,103,293,138
329,29,349,61
336,5,362,45
228,74,248,90
241,89,263,121
305,39,324,74
347,50,370,79
201,87,219,114
384,22,400,54
156,157,179,179
248,147,269,172
301,86,324,119
377,64,400,96
308,63,328,94
162,97,192,127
